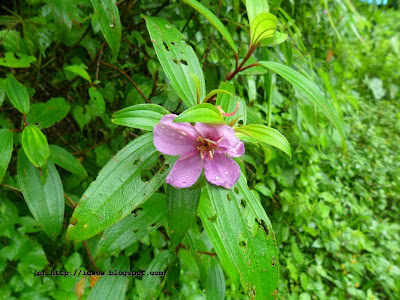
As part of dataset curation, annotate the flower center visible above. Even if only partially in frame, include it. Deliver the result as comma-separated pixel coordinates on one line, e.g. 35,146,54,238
197,136,218,160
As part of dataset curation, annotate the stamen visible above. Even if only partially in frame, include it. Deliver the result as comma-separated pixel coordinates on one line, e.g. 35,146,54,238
216,102,240,117
208,150,214,160
200,151,205,160
203,138,217,145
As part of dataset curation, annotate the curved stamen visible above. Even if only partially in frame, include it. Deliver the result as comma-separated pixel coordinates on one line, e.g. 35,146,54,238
217,102,240,117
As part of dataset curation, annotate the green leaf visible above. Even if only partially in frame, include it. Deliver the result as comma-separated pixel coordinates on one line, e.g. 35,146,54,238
95,193,166,259
144,16,206,108
183,0,238,54
250,13,277,46
17,149,64,239
216,82,247,125
88,256,129,300
246,0,269,23
64,65,91,83
234,124,291,157
166,186,201,249
21,125,49,170
26,97,70,128
0,129,13,183
174,103,224,124
49,145,87,178
0,52,36,68
48,0,73,33
4,73,30,114
112,104,170,131
203,175,279,299
206,259,226,300
259,61,346,149
89,0,121,63
203,89,232,103
89,87,105,113
66,133,176,242
198,189,240,287
142,250,174,300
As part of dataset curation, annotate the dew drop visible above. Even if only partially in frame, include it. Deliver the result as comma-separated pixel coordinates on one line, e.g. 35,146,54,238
215,176,220,180
110,23,115,28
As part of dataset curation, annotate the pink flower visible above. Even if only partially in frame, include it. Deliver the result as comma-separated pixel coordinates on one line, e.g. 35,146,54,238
153,114,245,189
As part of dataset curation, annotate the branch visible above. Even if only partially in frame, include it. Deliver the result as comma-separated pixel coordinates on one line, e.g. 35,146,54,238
101,61,150,103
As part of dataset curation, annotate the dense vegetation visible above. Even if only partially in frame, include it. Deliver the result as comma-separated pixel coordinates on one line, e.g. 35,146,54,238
0,0,399,299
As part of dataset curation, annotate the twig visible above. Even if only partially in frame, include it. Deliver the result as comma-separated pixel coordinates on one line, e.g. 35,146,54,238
101,61,150,103
96,44,105,82
72,128,122,155
64,193,77,208
0,183,21,193
83,241,100,272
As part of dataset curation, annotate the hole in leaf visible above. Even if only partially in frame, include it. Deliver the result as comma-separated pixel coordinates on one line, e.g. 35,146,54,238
271,256,276,266
140,169,152,182
163,41,170,52
226,194,231,201
239,239,247,248
180,60,188,66
208,215,217,223
240,199,246,208
172,59,179,65
256,218,269,235
132,207,143,216
171,41,176,45
154,24,160,30
234,187,239,194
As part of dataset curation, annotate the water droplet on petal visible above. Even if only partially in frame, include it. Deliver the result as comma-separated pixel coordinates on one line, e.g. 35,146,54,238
215,176,220,180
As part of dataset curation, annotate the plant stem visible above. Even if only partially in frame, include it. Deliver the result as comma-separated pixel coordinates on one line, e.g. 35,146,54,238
226,44,258,81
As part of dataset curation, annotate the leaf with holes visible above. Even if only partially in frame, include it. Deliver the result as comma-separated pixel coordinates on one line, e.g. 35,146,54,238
250,13,277,46
112,104,170,131
144,16,206,108
89,87,105,113
17,149,64,239
183,0,238,54
95,193,166,259
259,61,346,149
21,125,49,170
0,129,13,183
27,97,70,129
4,73,30,114
202,175,279,299
0,52,36,68
87,256,129,300
66,133,176,242
234,124,291,158
90,0,121,63
174,103,224,124
49,145,87,179
167,186,201,249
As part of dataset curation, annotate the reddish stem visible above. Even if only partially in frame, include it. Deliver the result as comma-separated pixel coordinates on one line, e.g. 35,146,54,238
226,44,257,81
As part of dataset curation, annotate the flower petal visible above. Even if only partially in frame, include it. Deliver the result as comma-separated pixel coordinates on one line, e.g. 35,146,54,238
195,123,244,157
154,114,200,156
166,152,204,188
204,153,241,189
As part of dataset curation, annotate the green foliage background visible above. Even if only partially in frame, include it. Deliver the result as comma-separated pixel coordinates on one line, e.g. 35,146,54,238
0,0,399,299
